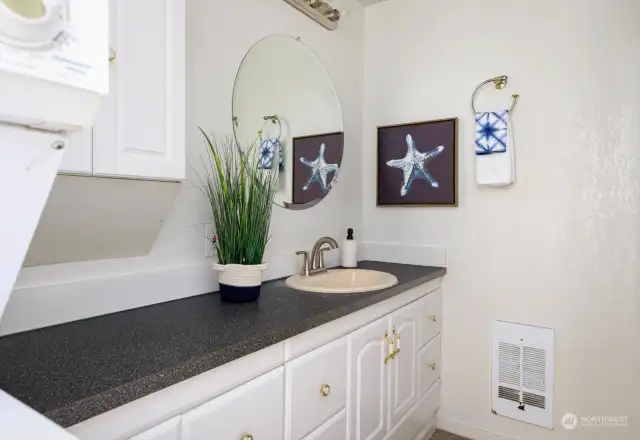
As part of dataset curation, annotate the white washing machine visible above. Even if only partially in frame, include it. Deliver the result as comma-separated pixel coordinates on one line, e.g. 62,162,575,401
0,0,68,48
0,2,108,438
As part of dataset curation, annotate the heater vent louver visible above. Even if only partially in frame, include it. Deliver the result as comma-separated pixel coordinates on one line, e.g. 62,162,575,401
492,321,554,429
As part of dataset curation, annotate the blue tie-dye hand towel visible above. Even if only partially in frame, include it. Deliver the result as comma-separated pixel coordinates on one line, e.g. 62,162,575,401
475,111,508,155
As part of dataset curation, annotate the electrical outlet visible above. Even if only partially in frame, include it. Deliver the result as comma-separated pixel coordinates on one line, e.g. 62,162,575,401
204,223,215,258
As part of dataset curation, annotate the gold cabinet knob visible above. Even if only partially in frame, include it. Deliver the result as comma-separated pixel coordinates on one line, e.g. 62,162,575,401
429,362,437,371
320,384,331,397
109,47,116,63
430,315,437,322
241,435,254,440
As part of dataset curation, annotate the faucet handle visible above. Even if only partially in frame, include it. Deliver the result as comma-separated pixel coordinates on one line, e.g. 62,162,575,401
318,247,332,270
295,251,310,276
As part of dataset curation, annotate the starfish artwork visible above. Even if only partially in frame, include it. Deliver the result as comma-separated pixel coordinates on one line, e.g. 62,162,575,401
300,143,340,192
386,134,445,196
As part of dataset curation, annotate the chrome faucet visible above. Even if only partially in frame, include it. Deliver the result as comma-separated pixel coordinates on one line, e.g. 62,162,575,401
295,236,339,276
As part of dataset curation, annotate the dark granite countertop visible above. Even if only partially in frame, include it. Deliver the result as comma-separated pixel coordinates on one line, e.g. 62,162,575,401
0,261,445,427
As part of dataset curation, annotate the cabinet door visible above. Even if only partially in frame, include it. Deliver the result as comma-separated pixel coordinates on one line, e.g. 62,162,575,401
59,127,92,174
348,316,389,440
127,417,180,440
182,367,284,440
388,301,420,429
93,0,185,181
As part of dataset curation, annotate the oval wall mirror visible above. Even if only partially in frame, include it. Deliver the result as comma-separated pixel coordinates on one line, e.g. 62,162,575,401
232,35,344,210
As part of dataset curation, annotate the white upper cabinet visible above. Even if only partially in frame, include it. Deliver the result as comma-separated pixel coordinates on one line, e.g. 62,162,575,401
60,0,186,181
94,0,185,181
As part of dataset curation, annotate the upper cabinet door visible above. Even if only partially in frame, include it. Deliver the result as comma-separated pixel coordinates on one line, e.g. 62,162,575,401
388,301,420,430
93,0,185,181
348,317,389,440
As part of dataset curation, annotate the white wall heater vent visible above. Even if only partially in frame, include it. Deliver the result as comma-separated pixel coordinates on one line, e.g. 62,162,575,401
491,320,554,429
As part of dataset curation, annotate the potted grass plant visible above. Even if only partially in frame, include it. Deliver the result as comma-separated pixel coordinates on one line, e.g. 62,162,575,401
198,129,279,303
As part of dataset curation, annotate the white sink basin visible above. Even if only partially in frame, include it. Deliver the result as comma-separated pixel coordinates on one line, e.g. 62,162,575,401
285,269,398,294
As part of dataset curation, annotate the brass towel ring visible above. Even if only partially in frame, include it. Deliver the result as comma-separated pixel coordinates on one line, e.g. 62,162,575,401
471,75,519,114
259,115,283,142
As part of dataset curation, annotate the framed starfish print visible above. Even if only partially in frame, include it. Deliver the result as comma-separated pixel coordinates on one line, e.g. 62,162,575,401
377,118,458,206
293,132,344,205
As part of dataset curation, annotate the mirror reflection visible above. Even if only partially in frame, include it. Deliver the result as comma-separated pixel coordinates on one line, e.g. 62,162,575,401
232,35,344,209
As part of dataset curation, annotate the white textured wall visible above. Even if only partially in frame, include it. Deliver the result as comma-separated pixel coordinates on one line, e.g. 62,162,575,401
1,0,364,334
180,0,364,273
363,0,639,439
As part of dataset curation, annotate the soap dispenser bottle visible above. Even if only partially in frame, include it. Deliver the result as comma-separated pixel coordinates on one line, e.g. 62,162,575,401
342,228,358,268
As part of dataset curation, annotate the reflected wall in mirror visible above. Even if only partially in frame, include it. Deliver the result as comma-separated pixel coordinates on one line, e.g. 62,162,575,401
232,35,344,210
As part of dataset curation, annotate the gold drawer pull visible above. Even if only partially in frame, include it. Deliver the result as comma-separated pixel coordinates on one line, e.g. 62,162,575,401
391,327,401,359
384,331,394,364
429,362,437,371
384,328,402,363
429,315,437,322
320,384,331,397
241,435,254,440
109,47,116,63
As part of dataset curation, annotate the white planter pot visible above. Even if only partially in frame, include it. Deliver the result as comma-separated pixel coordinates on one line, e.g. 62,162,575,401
212,263,268,302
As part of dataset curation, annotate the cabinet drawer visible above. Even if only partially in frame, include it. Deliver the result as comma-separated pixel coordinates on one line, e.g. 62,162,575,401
302,409,346,440
418,289,442,348
418,335,441,398
127,417,180,440
182,367,284,440
286,337,347,440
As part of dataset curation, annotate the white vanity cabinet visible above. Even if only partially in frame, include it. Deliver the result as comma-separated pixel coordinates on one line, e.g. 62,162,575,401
348,289,443,440
127,418,180,440
181,367,285,440
72,281,444,440
418,335,441,398
302,410,347,440
60,0,186,181
285,337,348,440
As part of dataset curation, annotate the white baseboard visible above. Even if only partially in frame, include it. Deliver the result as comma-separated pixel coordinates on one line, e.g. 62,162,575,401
437,417,515,440
361,242,446,267
419,415,438,439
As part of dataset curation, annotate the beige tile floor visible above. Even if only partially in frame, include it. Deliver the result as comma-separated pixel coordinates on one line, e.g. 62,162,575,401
431,430,470,440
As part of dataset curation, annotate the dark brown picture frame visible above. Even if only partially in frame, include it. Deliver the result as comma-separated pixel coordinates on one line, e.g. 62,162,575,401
377,118,458,207
292,131,344,205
